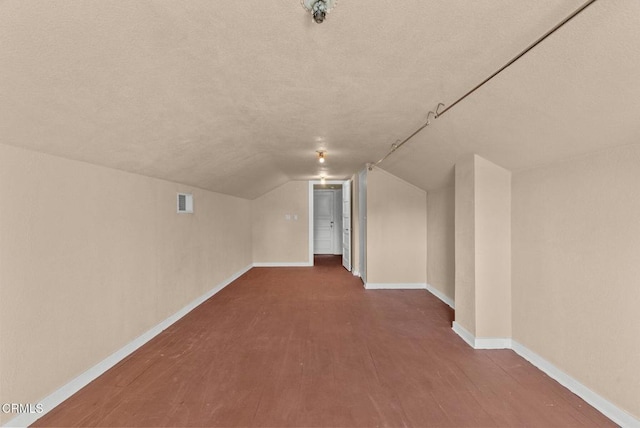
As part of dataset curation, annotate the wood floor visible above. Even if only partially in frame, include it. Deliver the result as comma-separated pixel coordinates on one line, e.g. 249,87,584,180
34,256,614,427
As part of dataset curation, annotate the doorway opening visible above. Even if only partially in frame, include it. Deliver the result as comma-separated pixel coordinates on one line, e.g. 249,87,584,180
308,180,351,271
313,185,342,255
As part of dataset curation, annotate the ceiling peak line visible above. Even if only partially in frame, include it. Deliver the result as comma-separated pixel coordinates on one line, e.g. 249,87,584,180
369,0,599,171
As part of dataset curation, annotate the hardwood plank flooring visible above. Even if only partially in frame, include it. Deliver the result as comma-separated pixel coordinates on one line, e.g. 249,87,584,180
34,256,615,427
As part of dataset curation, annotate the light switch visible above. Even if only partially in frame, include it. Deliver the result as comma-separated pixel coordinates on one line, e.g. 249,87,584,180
293,214,298,220
285,214,291,220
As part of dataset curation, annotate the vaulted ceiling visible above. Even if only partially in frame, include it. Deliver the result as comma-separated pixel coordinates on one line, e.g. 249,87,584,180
1,1,639,199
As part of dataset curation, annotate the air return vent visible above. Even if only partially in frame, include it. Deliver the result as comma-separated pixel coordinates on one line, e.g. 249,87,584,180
177,193,193,214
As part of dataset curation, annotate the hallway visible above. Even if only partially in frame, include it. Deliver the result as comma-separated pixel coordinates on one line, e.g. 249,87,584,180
34,256,613,427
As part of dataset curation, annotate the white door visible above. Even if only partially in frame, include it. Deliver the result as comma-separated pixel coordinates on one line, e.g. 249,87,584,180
342,180,351,271
314,190,334,254
332,189,343,255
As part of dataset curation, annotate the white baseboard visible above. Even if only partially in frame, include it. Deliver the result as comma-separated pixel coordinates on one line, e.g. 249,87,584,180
475,337,512,349
252,262,312,267
452,322,511,349
7,264,636,428
364,282,426,290
3,264,253,428
425,283,455,309
364,282,456,310
451,323,639,427
352,269,360,277
452,321,476,347
511,341,639,428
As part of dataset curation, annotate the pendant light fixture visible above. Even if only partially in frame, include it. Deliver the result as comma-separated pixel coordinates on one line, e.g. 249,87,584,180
317,150,326,164
301,0,337,24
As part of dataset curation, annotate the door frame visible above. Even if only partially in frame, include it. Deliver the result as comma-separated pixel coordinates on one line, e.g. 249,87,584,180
312,188,339,255
308,180,350,266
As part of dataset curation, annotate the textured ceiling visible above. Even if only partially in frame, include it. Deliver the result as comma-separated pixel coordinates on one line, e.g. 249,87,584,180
1,1,639,199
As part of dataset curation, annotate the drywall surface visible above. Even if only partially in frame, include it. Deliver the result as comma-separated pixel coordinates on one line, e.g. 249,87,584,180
351,173,360,277
454,155,476,334
474,156,511,338
0,144,252,425
366,168,427,284
251,181,309,264
427,186,455,301
512,144,640,419
455,155,511,338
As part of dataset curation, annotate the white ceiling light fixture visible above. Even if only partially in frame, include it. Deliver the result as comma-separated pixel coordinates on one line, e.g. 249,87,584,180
320,176,326,184
317,150,326,164
301,0,337,24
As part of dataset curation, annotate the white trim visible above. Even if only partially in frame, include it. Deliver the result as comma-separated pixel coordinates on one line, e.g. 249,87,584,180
252,262,312,267
352,269,360,277
308,181,314,266
341,179,352,272
425,283,455,309
452,321,476,347
451,324,639,426
308,180,350,267
475,337,512,349
8,262,635,428
451,322,511,349
511,341,639,428
364,282,426,290
3,264,253,428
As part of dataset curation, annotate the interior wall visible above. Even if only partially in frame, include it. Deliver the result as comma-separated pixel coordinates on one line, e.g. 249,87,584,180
426,186,455,301
512,144,640,419
366,168,427,285
454,155,511,339
359,169,368,282
251,181,309,264
454,155,476,333
0,144,252,424
474,156,511,338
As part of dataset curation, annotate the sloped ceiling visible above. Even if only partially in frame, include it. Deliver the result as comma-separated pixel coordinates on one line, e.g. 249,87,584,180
1,1,638,199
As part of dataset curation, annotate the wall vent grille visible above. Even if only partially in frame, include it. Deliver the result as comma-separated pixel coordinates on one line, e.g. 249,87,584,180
177,193,193,213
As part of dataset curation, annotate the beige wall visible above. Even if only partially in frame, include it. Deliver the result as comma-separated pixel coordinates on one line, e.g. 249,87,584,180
474,156,511,338
427,186,455,301
5,139,636,422
512,144,640,419
0,144,252,425
251,181,309,264
454,155,476,333
455,155,511,338
366,168,427,284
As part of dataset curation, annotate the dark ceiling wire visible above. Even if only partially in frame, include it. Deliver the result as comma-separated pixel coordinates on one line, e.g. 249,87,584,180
369,0,599,171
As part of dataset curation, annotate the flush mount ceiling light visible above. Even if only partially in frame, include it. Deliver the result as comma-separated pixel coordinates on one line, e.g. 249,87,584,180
316,150,326,164
301,0,337,24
